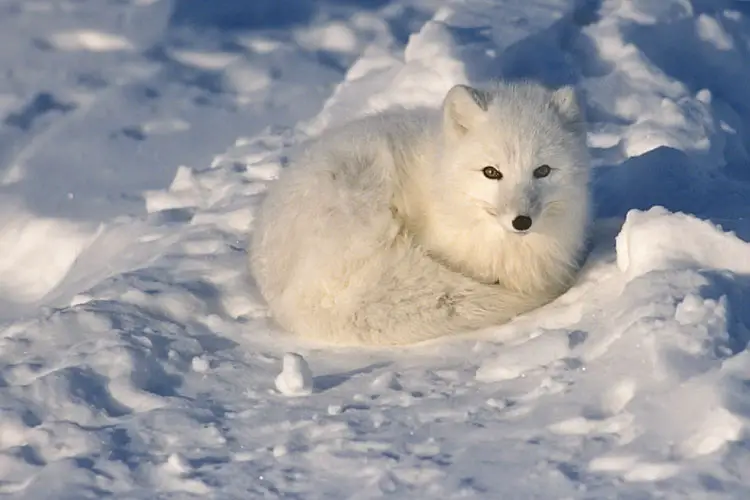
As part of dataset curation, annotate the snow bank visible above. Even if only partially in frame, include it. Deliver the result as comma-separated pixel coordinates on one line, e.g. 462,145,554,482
617,206,750,279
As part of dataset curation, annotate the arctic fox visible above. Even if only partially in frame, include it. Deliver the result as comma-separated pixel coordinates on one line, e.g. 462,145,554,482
250,80,591,346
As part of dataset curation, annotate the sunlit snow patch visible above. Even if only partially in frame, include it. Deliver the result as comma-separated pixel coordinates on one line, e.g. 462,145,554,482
0,200,100,302
47,30,135,52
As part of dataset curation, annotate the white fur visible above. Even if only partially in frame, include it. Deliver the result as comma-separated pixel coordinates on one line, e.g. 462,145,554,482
250,80,591,346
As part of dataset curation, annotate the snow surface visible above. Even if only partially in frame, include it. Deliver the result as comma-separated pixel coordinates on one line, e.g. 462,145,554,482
1,0,750,497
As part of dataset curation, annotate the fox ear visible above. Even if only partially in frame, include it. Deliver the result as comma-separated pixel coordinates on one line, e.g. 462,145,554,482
550,85,586,135
443,84,490,136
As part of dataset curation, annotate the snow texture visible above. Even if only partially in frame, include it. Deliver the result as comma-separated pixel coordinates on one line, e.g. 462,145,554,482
0,0,749,497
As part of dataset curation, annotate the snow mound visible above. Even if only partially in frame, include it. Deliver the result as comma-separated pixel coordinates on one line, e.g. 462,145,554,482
616,206,750,278
274,352,314,397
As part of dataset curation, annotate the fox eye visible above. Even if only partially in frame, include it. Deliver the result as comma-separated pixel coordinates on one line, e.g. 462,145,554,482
533,164,552,178
482,166,503,180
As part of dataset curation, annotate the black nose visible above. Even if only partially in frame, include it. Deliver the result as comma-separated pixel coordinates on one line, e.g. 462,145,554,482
512,215,532,231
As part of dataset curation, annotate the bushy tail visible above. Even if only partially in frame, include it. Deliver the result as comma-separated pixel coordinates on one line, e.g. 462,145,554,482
305,244,558,346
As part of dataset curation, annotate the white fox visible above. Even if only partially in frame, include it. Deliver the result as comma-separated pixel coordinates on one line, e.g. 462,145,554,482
250,80,591,346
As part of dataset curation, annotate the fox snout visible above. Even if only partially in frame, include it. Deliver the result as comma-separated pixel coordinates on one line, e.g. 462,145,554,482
502,187,540,233
511,215,533,231
499,212,536,233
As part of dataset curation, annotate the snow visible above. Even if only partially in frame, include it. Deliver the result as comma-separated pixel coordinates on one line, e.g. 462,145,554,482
0,0,749,497
275,353,315,397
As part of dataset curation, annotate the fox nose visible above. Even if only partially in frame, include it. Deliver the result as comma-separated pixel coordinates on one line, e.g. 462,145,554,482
511,215,532,231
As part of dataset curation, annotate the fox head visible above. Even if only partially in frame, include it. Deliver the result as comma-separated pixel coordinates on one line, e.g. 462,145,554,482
436,81,590,237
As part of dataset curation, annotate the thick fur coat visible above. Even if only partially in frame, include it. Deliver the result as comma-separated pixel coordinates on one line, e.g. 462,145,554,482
250,81,591,346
